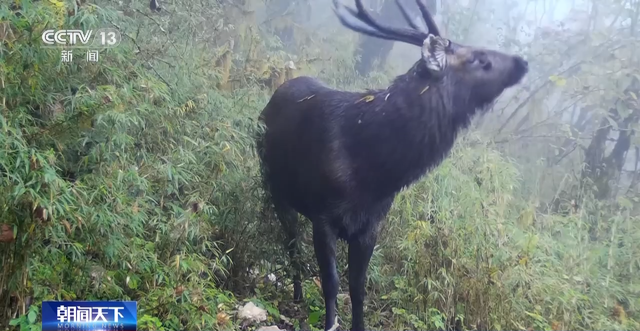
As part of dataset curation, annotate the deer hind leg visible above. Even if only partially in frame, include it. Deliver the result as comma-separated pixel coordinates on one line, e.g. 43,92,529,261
347,234,376,331
273,198,303,302
311,220,340,331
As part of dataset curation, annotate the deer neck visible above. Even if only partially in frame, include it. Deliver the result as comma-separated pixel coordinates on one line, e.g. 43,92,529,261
341,64,479,199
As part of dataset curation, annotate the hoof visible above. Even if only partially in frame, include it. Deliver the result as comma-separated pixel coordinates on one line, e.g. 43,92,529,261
327,316,339,331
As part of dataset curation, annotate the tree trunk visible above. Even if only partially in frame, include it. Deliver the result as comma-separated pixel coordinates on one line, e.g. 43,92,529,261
578,77,639,240
580,78,639,201
264,0,312,53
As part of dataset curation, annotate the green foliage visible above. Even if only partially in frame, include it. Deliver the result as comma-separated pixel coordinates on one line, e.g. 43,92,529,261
1,0,639,331
1,1,256,329
8,304,39,331
371,141,640,330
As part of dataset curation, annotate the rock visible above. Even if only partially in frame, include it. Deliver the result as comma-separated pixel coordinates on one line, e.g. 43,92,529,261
237,302,267,324
257,326,285,331
280,314,292,326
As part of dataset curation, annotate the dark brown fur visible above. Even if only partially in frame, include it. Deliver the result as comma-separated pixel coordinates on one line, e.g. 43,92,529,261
256,1,528,330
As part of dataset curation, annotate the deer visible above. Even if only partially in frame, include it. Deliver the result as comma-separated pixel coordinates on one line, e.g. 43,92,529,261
255,0,529,330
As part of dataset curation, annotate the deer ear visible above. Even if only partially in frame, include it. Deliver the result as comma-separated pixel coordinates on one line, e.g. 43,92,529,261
421,34,449,72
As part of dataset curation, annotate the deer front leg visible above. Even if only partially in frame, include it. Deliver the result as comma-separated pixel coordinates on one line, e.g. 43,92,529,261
273,198,303,302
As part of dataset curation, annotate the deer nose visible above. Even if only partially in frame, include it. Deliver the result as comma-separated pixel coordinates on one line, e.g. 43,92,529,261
514,56,528,71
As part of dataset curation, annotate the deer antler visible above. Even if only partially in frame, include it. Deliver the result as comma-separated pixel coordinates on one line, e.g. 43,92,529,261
332,0,441,46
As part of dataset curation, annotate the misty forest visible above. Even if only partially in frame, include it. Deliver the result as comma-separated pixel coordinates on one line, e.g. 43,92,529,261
1,0,640,330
